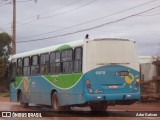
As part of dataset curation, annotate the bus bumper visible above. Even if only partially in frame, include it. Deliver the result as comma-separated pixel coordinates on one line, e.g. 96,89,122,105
84,92,140,102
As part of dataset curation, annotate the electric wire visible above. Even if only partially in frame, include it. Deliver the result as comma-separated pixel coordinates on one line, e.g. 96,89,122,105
16,5,160,43
19,0,159,39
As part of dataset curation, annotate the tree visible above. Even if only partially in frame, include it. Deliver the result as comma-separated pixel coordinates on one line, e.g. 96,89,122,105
0,32,12,58
0,32,12,92
0,58,6,78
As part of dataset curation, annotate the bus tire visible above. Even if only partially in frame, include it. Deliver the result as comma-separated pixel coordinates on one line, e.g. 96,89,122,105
51,92,62,111
51,92,71,111
90,103,107,111
19,92,29,108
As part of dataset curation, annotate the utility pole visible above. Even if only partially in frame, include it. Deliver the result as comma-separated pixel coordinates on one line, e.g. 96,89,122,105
12,0,16,55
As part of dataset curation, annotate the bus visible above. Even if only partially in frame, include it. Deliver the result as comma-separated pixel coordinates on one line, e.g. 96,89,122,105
8,38,140,111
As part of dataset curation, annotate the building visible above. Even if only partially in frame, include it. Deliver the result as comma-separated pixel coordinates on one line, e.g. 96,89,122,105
139,56,157,81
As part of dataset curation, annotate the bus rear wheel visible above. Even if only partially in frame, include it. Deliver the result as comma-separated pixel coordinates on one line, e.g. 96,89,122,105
51,92,71,111
90,103,108,111
19,92,29,108
51,92,61,111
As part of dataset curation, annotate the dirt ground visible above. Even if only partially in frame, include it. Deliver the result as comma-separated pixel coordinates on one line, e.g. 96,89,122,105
0,97,160,120
0,97,10,102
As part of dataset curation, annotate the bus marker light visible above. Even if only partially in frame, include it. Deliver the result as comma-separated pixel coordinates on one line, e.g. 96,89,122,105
87,84,91,88
136,78,140,82
126,94,131,97
86,80,90,84
97,96,101,99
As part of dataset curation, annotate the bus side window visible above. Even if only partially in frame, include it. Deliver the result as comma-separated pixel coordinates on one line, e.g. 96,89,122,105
9,60,16,82
40,53,49,74
16,58,22,76
74,47,82,72
23,57,30,76
50,51,61,74
31,55,39,75
61,49,73,73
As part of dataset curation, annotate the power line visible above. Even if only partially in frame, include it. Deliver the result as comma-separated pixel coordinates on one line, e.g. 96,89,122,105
0,27,6,32
3,0,98,30
139,12,160,16
36,0,84,17
16,0,34,2
1,0,85,28
39,0,98,19
15,0,84,21
20,0,158,39
138,9,160,16
16,5,160,43
16,0,97,27
0,1,11,7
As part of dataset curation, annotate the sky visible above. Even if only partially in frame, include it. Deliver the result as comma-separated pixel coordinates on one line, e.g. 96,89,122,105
0,0,160,56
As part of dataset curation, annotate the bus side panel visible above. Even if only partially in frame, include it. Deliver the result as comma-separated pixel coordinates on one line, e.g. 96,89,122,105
73,76,86,105
48,73,85,106
29,76,51,105
10,84,18,102
57,79,86,106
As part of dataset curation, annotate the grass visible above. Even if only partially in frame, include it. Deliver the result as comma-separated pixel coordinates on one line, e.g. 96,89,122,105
0,93,9,97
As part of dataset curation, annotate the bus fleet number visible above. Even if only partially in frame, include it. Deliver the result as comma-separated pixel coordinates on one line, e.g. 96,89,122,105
95,71,106,75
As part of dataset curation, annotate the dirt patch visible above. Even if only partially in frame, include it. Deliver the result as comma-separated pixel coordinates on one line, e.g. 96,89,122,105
0,96,10,102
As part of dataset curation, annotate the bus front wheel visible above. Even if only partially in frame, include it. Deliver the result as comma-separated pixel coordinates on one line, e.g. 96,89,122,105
89,103,108,111
19,92,29,108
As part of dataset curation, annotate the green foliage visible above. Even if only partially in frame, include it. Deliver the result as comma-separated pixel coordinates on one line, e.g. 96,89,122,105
0,32,11,92
0,58,7,78
0,32,12,58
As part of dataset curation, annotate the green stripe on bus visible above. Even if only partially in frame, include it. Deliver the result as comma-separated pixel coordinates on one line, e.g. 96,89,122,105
43,73,83,88
12,73,83,89
55,45,72,51
12,77,23,88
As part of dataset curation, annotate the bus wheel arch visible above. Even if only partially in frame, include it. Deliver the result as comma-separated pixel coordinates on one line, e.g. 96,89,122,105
17,90,29,108
17,89,21,102
51,90,61,111
50,89,57,99
51,90,71,111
